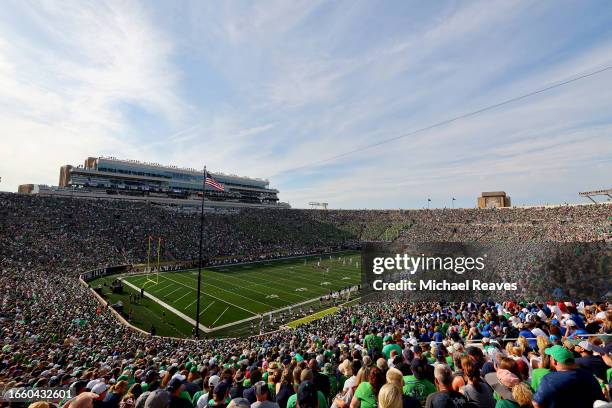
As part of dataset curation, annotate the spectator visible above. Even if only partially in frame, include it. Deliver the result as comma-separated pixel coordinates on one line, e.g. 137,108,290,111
532,345,604,408
252,381,280,408
425,365,469,408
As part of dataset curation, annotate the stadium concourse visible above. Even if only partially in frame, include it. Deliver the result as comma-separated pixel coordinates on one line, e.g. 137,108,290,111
0,192,611,408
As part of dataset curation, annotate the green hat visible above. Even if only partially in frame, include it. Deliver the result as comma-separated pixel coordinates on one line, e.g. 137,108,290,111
185,362,193,370
545,345,574,364
295,353,303,362
383,335,392,342
190,366,198,373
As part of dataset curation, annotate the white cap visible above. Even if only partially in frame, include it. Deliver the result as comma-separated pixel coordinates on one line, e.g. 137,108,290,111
171,373,186,382
208,375,220,387
91,382,109,395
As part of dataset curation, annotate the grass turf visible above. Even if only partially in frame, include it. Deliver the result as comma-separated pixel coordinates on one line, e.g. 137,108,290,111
285,307,340,328
90,251,360,337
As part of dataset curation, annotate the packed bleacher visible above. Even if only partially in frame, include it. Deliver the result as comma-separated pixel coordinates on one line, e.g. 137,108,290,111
0,193,611,408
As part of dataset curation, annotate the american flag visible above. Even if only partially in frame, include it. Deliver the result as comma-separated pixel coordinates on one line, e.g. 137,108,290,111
205,174,225,191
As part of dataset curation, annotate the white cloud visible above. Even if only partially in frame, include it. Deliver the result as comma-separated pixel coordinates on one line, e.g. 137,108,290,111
1,1,610,209
0,0,187,191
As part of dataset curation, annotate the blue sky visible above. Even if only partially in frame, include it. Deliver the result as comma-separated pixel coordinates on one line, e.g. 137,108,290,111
0,0,611,208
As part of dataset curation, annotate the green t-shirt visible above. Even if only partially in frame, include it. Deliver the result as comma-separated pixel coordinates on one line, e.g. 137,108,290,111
192,391,206,407
402,375,436,403
382,343,402,360
363,334,383,353
208,397,231,406
286,391,328,408
325,373,338,398
607,367,612,383
445,356,454,370
496,400,520,408
179,391,191,402
530,368,551,391
354,382,376,408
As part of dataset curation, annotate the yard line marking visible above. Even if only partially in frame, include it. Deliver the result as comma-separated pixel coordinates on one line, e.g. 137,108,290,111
174,291,192,303
164,286,183,298
153,282,175,296
183,271,308,303
119,278,210,333
186,296,200,309
244,266,359,294
211,307,230,327
158,274,259,315
179,258,360,305
200,301,216,316
172,274,277,309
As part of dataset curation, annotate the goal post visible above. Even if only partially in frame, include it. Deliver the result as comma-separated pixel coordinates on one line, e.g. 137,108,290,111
144,235,160,286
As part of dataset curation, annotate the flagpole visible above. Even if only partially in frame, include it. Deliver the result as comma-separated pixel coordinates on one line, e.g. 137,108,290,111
195,165,206,338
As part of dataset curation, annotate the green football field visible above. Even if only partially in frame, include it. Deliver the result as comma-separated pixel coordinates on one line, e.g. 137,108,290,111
120,251,361,332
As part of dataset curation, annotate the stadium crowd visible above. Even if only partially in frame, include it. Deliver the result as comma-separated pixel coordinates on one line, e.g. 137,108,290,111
0,193,611,408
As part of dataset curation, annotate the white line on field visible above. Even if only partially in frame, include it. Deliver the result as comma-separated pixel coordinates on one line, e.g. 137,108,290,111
165,287,183,298
119,278,211,333
200,301,216,316
211,307,230,326
175,291,192,302
159,274,258,315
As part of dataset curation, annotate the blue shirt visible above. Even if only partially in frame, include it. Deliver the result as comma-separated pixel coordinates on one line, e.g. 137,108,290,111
533,368,603,408
518,329,537,348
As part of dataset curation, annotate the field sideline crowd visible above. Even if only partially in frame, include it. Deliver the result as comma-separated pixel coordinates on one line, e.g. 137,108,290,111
0,193,611,408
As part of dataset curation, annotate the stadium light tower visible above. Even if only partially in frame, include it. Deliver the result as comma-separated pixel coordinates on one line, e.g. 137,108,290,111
452,197,456,208
427,198,431,209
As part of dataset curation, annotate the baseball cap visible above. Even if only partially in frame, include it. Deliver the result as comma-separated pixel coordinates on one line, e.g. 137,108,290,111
410,358,425,380
145,370,159,382
484,369,518,400
578,341,594,352
297,381,318,407
545,345,574,364
91,383,109,395
70,380,89,395
166,377,185,392
213,380,231,397
208,375,221,388
144,389,170,408
86,379,101,390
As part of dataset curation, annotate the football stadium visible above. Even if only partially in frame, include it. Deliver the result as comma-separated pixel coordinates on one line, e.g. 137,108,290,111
2,2,612,408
